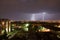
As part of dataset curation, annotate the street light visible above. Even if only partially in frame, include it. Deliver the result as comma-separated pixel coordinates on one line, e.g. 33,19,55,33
42,12,46,21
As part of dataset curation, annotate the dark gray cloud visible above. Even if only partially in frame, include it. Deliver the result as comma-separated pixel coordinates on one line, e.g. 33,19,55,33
0,0,60,20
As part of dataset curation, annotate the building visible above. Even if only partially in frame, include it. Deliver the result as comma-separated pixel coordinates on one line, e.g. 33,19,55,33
0,19,11,34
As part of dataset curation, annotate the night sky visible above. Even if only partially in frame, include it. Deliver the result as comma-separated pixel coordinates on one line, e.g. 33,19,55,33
0,0,60,20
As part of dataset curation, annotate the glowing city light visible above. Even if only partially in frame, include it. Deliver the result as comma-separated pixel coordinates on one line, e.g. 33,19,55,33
24,28,28,31
25,23,29,27
2,21,5,25
58,25,60,28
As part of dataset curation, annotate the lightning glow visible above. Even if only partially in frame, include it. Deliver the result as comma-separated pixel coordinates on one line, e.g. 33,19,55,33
31,14,35,21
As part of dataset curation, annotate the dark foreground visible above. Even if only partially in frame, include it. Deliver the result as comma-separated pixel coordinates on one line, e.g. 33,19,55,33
0,32,60,40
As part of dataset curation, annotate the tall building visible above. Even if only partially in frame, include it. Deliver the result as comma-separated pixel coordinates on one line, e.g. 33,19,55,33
0,19,11,34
